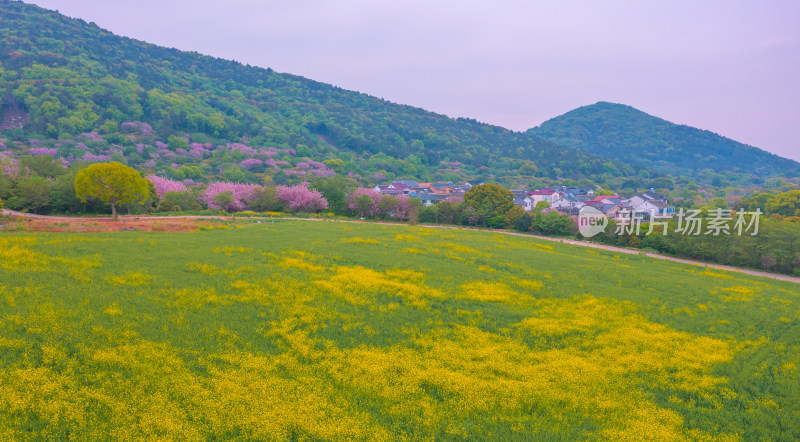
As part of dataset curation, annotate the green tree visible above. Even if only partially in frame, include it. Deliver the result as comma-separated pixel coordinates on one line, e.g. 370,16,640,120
323,159,346,174
707,197,729,211
354,195,374,218
418,205,439,223
12,175,51,213
407,197,422,225
167,135,189,151
250,187,280,212
213,191,235,213
157,190,197,212
74,162,149,219
222,166,247,183
49,172,84,213
20,155,66,179
765,190,800,217
311,176,350,215
464,184,513,225
504,206,526,229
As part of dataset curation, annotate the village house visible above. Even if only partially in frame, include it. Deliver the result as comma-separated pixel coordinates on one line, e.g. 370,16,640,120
559,186,594,197
511,190,533,211
528,189,561,207
551,195,585,211
419,194,445,206
371,181,676,224
621,190,675,221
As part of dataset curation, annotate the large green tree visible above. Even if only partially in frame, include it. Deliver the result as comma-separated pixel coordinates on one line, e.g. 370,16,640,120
464,184,514,225
74,162,149,219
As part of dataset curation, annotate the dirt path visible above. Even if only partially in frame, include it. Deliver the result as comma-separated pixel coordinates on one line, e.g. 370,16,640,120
3,209,799,284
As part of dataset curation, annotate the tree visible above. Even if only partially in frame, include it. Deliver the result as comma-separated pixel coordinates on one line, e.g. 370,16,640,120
311,176,350,214
707,197,729,211
50,172,85,213
20,155,66,179
378,195,400,219
533,201,550,212
346,188,381,218
167,135,189,151
74,162,149,220
11,175,51,213
504,206,526,229
147,175,188,199
249,187,280,212
323,159,346,174
464,184,513,225
355,195,375,218
212,191,235,213
276,184,328,213
418,205,439,223
765,190,800,217
203,182,261,212
514,212,533,232
158,190,198,212
222,166,247,183
406,197,422,225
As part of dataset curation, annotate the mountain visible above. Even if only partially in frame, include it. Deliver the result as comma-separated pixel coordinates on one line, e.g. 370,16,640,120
0,1,648,188
528,102,800,178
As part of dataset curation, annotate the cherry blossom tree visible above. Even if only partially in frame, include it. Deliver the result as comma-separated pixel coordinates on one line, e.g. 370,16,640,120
203,181,262,212
276,184,328,213
29,147,57,156
239,158,263,170
346,188,381,218
147,175,188,199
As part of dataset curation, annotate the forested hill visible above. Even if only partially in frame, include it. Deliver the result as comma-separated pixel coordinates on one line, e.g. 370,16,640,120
0,1,647,187
528,102,800,177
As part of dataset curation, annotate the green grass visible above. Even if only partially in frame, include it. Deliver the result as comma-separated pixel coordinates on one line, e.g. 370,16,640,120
0,221,798,440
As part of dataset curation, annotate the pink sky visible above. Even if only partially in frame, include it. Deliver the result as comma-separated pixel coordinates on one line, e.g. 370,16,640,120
31,0,800,161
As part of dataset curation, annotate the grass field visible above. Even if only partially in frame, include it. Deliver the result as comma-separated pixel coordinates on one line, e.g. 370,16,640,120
0,220,798,440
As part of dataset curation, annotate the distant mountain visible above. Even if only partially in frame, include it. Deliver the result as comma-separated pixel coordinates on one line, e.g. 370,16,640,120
0,1,646,187
528,102,799,177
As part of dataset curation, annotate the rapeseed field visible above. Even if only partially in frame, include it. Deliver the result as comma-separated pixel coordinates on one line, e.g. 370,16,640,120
0,221,798,440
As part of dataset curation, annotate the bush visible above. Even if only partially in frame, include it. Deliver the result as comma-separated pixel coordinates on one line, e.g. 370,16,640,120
514,213,533,232
419,206,439,223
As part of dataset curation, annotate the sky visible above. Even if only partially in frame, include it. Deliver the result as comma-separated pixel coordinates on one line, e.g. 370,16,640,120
31,0,800,161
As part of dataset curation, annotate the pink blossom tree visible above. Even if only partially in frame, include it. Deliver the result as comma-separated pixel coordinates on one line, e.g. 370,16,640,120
188,143,206,159
120,122,154,136
29,147,58,156
346,188,382,218
147,176,188,199
81,153,111,162
276,184,328,213
79,132,104,142
392,194,412,220
229,143,256,157
203,182,262,212
239,158,263,170
0,155,20,179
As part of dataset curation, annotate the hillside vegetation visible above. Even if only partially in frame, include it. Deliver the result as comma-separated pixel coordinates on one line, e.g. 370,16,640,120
0,1,642,188
529,102,800,179
0,221,798,439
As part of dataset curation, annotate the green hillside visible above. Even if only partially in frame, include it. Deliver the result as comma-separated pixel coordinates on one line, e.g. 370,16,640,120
1,221,798,439
0,1,643,187
528,102,800,178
